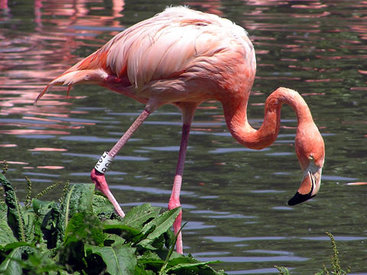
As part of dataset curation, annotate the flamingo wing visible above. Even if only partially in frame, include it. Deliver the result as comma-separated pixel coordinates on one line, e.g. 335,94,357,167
36,7,253,102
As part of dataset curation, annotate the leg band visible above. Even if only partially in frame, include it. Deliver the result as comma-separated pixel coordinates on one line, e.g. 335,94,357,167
95,152,113,174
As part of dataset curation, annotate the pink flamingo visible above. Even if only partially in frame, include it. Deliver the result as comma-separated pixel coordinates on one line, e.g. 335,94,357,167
36,6,325,254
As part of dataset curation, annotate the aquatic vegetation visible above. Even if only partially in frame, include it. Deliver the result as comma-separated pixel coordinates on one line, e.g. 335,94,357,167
0,166,352,274
275,232,350,275
0,171,224,274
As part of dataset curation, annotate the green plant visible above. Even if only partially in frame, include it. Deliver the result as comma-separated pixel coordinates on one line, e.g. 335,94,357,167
275,232,350,275
314,232,350,275
0,172,225,274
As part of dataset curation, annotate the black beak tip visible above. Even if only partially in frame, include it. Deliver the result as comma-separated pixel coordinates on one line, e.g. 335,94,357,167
288,192,315,206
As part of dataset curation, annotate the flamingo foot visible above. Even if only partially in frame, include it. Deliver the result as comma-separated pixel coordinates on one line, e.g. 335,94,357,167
90,168,125,217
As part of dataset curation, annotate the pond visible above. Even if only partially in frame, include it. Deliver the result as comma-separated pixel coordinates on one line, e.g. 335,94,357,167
1,0,366,274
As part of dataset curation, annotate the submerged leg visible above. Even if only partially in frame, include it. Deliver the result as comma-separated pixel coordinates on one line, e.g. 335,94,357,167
168,103,196,254
91,109,152,217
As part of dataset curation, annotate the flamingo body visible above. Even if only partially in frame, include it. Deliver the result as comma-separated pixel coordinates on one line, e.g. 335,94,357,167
37,6,325,254
39,7,256,109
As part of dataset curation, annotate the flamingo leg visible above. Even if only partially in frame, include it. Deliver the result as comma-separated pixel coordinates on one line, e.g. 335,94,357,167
91,109,151,217
168,104,196,254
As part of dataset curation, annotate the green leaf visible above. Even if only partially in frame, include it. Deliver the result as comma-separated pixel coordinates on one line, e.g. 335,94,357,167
2,242,32,254
64,212,104,247
85,243,136,275
103,204,163,244
0,202,17,246
159,222,187,273
0,247,23,275
134,264,156,275
92,193,116,218
65,184,95,216
22,210,36,243
0,221,17,246
275,265,291,275
58,184,95,242
103,220,140,234
103,222,141,240
0,177,225,275
21,246,61,274
137,207,180,250
104,233,126,247
0,201,7,220
0,173,25,242
164,261,224,274
32,199,57,216
138,250,165,271
121,203,161,230
161,253,223,274
32,199,63,248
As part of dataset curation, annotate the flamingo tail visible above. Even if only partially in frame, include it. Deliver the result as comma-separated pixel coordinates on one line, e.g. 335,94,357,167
35,68,109,102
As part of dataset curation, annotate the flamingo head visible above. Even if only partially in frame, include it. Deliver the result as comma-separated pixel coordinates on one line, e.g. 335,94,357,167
90,168,125,217
288,121,325,206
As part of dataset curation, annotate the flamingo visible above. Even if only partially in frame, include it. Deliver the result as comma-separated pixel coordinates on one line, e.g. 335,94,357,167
36,6,325,254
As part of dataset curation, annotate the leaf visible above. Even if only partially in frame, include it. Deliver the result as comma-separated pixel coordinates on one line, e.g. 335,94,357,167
121,203,161,230
92,193,116,218
275,265,291,275
85,243,136,275
22,246,64,274
65,184,95,216
22,210,36,243
0,247,23,275
2,242,32,254
164,261,224,275
0,173,25,242
32,199,57,216
0,202,17,246
104,233,126,247
32,199,63,248
161,253,224,274
103,222,141,240
134,265,156,275
103,204,162,244
59,212,105,272
137,207,180,250
64,212,104,247
138,250,165,271
0,201,7,220
58,184,95,241
0,178,225,275
139,250,164,263
159,222,187,273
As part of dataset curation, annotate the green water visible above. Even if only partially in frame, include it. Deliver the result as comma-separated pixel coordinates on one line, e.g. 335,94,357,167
1,0,366,273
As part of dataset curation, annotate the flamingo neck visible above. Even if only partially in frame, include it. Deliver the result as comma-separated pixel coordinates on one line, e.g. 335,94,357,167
223,87,314,150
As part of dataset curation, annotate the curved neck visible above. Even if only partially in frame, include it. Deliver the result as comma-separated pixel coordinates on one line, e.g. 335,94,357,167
223,87,314,150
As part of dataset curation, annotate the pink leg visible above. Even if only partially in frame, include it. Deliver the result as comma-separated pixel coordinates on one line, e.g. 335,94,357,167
168,104,196,254
91,109,151,217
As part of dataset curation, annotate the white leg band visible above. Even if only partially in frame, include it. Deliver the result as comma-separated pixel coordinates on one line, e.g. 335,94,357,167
95,151,113,174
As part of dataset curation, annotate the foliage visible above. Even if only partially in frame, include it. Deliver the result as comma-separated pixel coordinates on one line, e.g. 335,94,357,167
0,166,352,275
275,232,350,275
314,232,350,275
274,265,291,275
0,172,225,275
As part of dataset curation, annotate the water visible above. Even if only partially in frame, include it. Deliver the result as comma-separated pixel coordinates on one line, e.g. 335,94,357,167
1,0,367,274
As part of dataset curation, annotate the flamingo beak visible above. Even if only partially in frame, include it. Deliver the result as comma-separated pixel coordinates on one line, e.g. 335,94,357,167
288,162,322,206
91,168,125,217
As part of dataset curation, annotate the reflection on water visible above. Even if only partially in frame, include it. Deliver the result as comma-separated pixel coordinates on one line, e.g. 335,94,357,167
1,0,367,274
